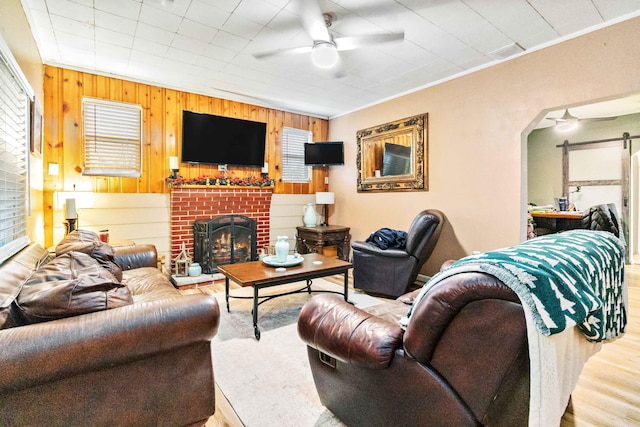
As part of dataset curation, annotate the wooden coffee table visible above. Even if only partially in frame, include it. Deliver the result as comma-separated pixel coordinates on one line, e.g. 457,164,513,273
217,252,352,340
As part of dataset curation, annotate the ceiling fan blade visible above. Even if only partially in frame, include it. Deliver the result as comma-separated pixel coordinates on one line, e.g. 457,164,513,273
335,32,404,51
253,45,313,60
296,0,331,42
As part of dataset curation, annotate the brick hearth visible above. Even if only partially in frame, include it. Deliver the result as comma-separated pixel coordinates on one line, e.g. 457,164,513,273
170,187,273,265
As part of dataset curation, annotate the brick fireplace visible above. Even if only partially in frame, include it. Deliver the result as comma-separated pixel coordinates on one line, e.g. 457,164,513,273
170,187,273,268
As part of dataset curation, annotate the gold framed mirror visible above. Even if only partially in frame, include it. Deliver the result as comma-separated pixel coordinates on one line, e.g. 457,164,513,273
356,113,427,192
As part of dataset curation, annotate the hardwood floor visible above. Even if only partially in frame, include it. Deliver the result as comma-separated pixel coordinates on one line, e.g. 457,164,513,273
560,264,640,426
195,268,640,426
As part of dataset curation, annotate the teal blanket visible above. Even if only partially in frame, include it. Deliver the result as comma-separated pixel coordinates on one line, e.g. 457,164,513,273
403,230,626,342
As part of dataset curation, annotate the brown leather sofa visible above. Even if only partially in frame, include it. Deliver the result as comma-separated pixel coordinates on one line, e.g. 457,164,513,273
0,231,220,426
298,270,529,427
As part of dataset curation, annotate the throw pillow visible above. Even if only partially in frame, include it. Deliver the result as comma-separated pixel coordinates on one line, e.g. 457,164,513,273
55,229,123,281
15,252,133,324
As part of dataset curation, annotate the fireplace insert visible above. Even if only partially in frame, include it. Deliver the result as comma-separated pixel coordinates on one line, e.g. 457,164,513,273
193,215,257,273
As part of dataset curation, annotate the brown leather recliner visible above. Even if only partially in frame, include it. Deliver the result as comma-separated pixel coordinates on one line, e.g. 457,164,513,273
298,270,530,427
351,209,443,297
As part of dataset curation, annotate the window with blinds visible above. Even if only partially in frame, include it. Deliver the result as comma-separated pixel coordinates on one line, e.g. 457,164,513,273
281,127,311,183
82,98,142,177
0,47,30,264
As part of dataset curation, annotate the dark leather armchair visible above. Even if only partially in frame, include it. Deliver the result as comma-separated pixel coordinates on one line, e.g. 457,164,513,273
351,209,443,297
298,270,530,427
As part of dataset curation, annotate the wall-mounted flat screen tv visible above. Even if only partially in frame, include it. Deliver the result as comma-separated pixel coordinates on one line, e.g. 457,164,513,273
304,141,344,166
182,110,267,167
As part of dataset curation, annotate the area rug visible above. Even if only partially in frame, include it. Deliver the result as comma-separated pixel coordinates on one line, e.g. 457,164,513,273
210,279,383,427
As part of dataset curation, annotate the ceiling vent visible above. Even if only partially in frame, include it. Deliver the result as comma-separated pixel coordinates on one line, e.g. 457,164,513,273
488,43,525,60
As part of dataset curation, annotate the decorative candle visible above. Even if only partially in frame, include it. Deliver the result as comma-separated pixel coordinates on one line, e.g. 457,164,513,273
169,156,179,170
65,198,77,219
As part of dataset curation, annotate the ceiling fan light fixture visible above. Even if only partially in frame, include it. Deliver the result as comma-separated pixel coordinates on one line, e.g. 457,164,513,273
311,41,339,68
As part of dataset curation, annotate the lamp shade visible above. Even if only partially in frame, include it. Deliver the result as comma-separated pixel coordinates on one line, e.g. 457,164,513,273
316,192,335,205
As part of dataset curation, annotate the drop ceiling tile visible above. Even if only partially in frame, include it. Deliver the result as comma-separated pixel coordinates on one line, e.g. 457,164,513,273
59,46,95,66
528,0,603,35
95,27,135,48
96,41,131,59
211,30,250,51
95,10,138,35
132,37,170,56
211,0,242,14
128,50,164,68
593,0,640,19
166,46,200,64
135,22,176,45
171,34,209,54
184,1,231,29
50,14,94,39
234,0,282,26
147,0,192,17
55,29,95,51
194,54,227,71
176,19,218,43
222,13,264,39
94,0,142,21
46,0,93,22
139,3,183,33
203,43,237,62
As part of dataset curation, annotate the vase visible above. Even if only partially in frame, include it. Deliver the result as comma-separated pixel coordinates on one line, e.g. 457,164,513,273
188,262,202,276
303,203,317,227
275,236,290,263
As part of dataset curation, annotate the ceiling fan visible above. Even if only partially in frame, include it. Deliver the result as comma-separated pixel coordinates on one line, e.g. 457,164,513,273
546,108,617,131
252,0,404,70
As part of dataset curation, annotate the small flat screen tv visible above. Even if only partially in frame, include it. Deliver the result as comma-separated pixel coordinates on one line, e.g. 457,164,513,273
304,141,344,166
182,110,266,167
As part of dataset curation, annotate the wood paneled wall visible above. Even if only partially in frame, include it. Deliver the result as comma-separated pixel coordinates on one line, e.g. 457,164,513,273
42,66,329,246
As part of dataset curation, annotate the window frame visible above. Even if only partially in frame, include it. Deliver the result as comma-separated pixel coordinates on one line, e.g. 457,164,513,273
82,97,143,178
0,35,34,264
281,127,311,183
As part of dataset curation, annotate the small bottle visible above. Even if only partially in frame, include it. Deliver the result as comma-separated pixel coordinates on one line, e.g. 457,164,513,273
99,230,109,243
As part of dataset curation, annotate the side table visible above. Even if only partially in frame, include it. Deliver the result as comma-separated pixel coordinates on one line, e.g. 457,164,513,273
296,225,351,261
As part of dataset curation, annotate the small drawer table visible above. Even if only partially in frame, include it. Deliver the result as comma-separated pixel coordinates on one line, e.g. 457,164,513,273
295,225,351,261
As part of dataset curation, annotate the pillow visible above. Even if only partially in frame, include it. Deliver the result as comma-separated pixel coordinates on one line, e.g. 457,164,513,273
15,252,133,324
56,230,123,281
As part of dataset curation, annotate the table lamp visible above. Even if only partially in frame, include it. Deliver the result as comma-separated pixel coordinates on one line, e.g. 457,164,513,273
315,192,335,226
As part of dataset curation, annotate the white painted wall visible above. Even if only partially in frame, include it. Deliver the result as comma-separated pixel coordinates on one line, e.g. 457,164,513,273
52,193,171,262
269,194,317,251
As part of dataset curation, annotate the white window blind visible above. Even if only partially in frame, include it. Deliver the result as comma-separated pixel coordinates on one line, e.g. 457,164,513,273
0,49,30,264
281,127,311,183
82,98,142,177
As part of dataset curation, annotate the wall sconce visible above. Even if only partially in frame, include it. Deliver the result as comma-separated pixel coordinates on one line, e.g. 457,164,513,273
170,156,179,178
48,163,59,176
315,192,335,226
64,198,78,235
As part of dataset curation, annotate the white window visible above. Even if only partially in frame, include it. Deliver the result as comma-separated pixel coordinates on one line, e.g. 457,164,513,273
0,38,32,264
281,127,311,183
82,97,142,177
